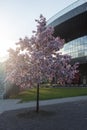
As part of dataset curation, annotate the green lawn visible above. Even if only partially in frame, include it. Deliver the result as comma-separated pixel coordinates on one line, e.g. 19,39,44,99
11,87,87,102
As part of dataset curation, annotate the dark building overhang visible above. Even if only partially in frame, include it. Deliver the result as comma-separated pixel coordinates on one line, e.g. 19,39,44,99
71,56,87,64
47,0,87,42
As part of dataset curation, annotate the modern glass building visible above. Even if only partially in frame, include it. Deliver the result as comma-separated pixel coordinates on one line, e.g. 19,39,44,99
47,0,87,84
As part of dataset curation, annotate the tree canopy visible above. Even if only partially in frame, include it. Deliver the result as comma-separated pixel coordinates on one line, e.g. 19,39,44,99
5,15,79,88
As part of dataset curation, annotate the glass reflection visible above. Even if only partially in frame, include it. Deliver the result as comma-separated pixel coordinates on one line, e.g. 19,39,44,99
63,35,87,58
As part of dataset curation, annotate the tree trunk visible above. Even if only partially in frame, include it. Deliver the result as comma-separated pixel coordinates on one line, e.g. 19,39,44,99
36,83,39,112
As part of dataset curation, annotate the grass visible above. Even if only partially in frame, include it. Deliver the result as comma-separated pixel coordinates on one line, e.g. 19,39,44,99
10,87,87,102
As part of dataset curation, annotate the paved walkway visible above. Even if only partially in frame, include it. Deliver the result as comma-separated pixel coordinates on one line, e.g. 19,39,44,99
0,96,87,114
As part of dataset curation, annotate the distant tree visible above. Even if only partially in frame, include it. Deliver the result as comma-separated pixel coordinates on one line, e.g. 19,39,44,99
0,63,5,99
5,15,79,112
72,72,80,84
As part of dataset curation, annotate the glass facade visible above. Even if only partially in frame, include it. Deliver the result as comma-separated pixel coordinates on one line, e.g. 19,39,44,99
62,35,87,59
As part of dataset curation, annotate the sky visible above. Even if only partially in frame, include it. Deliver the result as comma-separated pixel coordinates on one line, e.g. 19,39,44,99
0,0,77,60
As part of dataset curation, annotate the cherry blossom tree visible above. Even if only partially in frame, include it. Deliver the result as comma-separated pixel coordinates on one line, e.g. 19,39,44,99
5,15,79,112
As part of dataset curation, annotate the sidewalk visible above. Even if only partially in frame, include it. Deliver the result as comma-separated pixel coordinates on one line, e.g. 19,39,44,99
0,96,87,114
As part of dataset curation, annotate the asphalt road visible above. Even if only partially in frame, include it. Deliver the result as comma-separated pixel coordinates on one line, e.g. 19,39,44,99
0,99,87,130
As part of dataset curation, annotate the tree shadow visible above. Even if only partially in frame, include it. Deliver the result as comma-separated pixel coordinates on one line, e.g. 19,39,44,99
17,109,56,119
